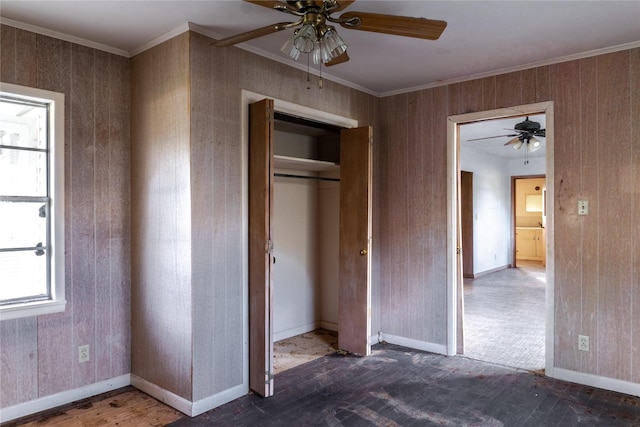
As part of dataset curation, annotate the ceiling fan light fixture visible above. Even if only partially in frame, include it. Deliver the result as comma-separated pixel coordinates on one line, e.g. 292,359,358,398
527,137,541,153
316,31,347,64
282,23,348,65
293,23,316,53
505,136,523,150
322,26,347,58
281,35,301,60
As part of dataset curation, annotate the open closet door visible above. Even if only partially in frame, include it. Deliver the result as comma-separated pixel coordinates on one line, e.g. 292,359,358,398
338,126,372,356
249,99,274,397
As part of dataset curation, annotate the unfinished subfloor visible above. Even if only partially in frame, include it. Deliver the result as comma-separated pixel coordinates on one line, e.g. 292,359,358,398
273,329,338,374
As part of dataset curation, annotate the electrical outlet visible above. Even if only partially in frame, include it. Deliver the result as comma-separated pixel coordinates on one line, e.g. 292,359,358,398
78,344,90,363
578,335,589,352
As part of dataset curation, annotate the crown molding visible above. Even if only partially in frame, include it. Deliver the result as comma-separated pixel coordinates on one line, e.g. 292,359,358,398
0,17,130,57
187,22,379,97
128,22,191,57
3,17,639,98
380,40,640,98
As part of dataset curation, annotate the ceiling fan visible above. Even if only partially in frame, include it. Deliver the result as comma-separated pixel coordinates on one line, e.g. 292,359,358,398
211,0,447,66
467,116,546,164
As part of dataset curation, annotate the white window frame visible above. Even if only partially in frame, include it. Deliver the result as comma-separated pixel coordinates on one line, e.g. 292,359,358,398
0,82,65,321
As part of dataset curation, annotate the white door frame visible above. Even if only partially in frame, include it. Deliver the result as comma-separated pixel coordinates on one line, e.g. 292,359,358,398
446,101,555,375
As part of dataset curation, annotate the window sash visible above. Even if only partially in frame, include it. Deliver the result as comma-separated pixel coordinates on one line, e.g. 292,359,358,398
0,93,53,305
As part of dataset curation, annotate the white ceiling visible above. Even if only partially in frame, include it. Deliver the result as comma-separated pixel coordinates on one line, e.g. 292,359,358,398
0,1,635,161
1,1,639,96
460,114,546,161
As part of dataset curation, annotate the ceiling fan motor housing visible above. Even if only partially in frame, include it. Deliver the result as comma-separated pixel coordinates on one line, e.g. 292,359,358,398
514,118,541,133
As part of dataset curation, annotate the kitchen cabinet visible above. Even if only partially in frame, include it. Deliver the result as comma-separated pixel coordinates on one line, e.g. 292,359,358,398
516,227,544,261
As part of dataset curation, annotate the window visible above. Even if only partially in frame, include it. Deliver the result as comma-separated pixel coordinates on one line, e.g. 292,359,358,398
0,82,65,320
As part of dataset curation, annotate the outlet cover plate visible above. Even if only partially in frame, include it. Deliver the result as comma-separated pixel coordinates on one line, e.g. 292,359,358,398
578,335,589,351
78,344,90,363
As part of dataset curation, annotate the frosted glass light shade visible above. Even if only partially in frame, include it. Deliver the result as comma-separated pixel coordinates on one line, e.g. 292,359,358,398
505,136,523,150
281,36,301,60
527,137,541,152
294,23,316,53
323,27,347,58
281,24,348,65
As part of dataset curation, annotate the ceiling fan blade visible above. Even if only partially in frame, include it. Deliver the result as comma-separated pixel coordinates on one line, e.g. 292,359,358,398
338,11,447,40
325,51,350,66
467,134,517,142
211,22,297,47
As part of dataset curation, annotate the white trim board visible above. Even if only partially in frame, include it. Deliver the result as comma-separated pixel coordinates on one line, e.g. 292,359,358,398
472,264,510,279
0,17,130,57
273,321,339,342
550,368,640,398
130,375,246,418
274,322,321,342
446,102,555,367
379,333,449,356
4,18,640,98
0,374,130,423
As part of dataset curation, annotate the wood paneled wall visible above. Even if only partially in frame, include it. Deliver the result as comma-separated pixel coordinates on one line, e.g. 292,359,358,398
131,32,378,403
0,25,131,407
130,32,193,399
5,22,634,413
378,49,640,384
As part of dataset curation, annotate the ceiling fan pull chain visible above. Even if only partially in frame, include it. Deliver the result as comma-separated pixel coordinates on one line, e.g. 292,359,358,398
319,62,324,89
306,54,311,89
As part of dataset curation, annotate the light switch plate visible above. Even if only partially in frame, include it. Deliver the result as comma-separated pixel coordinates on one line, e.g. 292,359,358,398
578,200,589,215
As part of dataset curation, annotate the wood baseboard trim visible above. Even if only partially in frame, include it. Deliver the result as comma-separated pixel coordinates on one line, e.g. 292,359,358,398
318,321,338,332
273,322,320,342
379,333,448,355
191,384,247,417
130,374,246,417
130,374,192,416
472,264,510,278
0,374,130,423
551,368,640,398
274,321,338,342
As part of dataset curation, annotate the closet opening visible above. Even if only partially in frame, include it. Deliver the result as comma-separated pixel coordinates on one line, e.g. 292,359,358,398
272,111,343,374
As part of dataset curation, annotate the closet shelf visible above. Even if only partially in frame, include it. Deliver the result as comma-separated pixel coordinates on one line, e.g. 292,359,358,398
274,155,339,172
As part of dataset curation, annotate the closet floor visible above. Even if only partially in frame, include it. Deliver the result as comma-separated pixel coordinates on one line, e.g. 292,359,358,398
273,329,338,374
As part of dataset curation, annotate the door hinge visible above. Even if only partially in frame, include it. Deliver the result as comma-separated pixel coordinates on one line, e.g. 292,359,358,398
266,239,274,254
457,247,462,255
265,370,273,384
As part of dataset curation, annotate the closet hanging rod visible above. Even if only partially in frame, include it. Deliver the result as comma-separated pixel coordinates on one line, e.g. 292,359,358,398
274,173,340,182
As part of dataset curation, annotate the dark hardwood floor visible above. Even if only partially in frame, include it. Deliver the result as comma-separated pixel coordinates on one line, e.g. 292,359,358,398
169,343,640,426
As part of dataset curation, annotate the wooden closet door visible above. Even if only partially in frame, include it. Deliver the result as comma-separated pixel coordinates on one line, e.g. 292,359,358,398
249,99,274,397
338,126,372,356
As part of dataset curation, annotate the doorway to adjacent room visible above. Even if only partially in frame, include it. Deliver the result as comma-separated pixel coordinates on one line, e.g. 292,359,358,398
447,102,554,372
